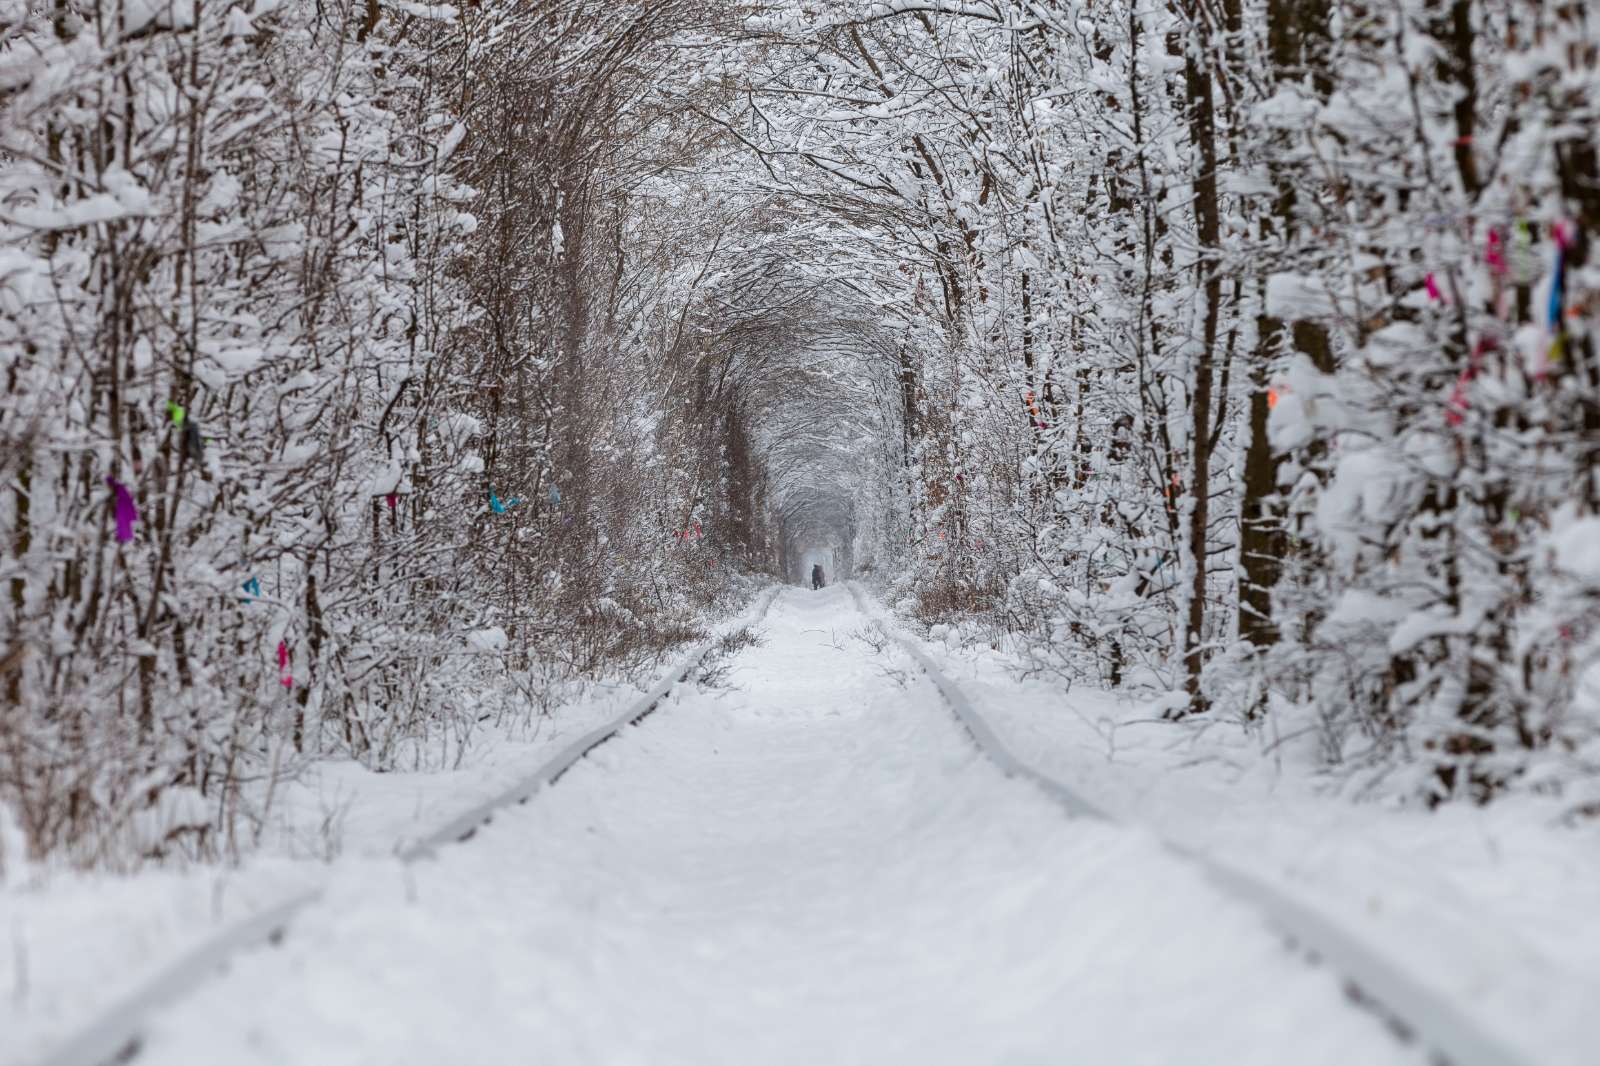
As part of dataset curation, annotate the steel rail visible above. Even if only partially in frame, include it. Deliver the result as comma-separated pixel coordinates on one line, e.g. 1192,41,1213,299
30,587,781,1066
845,581,1532,1066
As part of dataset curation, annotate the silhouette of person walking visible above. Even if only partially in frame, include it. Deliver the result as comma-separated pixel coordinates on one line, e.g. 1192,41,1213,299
811,563,825,590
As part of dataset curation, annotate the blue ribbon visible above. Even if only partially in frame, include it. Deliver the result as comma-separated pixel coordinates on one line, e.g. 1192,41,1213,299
1548,245,1566,330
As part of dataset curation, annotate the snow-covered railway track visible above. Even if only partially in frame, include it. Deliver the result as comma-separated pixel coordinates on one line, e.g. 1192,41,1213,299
846,582,1531,1066
29,585,1524,1066
29,589,780,1066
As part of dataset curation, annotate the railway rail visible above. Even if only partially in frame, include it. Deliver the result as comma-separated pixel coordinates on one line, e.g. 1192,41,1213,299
30,588,781,1066
845,581,1531,1066
31,583,1531,1066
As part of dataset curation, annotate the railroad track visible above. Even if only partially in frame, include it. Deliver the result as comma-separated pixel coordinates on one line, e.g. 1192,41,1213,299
34,582,1530,1066
844,581,1531,1066
30,587,781,1066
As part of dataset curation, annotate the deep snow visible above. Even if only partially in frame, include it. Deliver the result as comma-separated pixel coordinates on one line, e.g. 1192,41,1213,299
112,587,1415,1066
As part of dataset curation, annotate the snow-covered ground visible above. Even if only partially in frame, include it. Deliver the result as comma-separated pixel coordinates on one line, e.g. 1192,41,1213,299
909,619,1600,1066
3,679,648,1066
15,585,1588,1065
64,587,1415,1066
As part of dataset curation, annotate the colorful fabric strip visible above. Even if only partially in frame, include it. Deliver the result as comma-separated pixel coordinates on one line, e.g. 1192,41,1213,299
105,477,139,543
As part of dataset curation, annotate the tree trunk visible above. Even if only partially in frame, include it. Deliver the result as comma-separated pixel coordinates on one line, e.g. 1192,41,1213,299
1181,0,1221,714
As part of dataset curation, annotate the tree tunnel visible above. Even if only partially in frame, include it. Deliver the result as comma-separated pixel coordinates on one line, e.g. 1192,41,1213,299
684,242,911,590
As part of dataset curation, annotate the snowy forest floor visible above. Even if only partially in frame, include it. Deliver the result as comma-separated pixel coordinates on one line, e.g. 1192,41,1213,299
7,586,1598,1065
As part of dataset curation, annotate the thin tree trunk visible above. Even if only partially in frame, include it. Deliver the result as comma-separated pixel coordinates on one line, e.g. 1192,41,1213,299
1181,0,1221,714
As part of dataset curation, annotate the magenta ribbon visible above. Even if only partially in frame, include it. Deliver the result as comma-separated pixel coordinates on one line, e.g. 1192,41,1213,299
277,640,293,689
105,477,139,542
1425,273,1443,302
1485,228,1507,277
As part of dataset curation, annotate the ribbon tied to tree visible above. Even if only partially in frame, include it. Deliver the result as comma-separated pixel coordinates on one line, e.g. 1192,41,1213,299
1548,222,1571,332
1485,228,1507,278
168,400,205,461
1025,389,1047,429
105,477,139,543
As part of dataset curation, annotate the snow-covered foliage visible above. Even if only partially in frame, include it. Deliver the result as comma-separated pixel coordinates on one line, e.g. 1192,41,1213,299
4,0,1597,868
731,0,1600,810
0,0,775,868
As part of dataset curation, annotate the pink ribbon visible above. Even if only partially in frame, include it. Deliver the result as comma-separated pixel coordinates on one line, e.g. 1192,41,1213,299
105,477,139,542
1485,229,1507,277
277,640,293,689
1424,273,1443,302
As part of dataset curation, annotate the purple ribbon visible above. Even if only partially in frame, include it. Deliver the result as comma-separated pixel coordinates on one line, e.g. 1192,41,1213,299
105,477,138,543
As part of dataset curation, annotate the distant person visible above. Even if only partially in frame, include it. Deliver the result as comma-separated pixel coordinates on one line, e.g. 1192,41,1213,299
811,563,825,590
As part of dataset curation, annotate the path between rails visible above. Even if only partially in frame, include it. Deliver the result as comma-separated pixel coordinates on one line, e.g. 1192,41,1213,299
133,586,1416,1066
